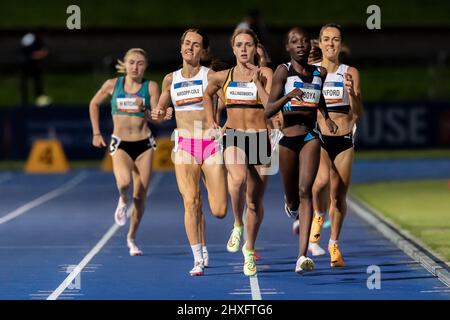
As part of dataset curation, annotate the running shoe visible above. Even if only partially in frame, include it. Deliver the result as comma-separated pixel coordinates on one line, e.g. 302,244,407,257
308,242,326,256
329,243,345,267
242,244,257,276
203,250,209,268
284,203,299,220
253,251,261,260
295,256,315,273
227,225,243,253
127,239,143,256
309,214,325,243
189,260,204,276
114,199,128,226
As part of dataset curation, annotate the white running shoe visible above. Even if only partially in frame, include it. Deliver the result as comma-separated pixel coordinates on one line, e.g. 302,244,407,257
285,203,299,220
127,239,143,256
308,243,326,256
203,251,209,268
292,219,300,235
295,256,315,273
114,199,128,226
189,261,205,276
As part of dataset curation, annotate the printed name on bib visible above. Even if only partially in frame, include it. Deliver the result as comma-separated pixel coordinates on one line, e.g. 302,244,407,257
116,97,143,113
322,82,344,104
174,80,203,106
291,82,321,107
226,82,258,105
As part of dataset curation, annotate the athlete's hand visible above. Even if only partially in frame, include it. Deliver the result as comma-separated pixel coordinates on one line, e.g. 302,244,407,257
151,107,166,120
325,118,338,134
344,73,356,97
206,121,222,140
247,63,263,84
286,88,303,102
163,107,174,120
92,134,107,148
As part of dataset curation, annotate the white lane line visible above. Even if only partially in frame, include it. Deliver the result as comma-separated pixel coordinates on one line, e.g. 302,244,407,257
249,275,262,300
0,172,88,225
47,172,164,300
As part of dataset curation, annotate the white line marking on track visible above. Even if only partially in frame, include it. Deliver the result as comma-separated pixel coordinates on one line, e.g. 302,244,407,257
0,172,88,225
46,172,164,300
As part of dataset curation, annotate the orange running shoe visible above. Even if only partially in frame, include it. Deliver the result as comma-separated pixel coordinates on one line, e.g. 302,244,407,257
309,214,325,243
328,243,345,267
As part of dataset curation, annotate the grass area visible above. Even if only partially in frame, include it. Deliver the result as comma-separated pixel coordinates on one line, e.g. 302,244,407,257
1,66,449,107
3,1,450,28
351,179,450,262
355,149,450,160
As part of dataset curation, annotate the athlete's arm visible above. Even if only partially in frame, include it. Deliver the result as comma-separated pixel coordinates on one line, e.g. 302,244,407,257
151,73,173,121
146,80,161,123
204,70,227,129
317,67,338,134
345,67,363,119
265,64,300,119
89,78,116,147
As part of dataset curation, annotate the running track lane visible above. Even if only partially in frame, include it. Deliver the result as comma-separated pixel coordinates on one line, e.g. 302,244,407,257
0,162,448,299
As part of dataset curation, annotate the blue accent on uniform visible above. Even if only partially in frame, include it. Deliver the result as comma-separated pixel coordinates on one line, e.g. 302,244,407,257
293,82,321,90
313,69,321,76
173,80,203,89
304,132,315,141
111,76,150,117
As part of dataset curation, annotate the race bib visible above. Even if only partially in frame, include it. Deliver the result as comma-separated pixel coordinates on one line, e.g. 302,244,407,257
173,80,203,106
322,81,344,104
116,97,144,113
291,82,321,107
226,82,258,105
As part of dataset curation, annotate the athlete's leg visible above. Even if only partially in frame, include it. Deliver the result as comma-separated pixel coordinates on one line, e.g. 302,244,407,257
312,148,331,216
127,148,154,241
309,148,331,254
278,145,300,214
224,146,247,252
112,150,134,204
329,147,354,241
244,165,269,251
298,139,321,257
174,151,203,246
201,151,228,219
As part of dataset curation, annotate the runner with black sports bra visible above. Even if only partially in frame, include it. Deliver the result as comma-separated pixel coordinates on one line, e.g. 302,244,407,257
204,28,273,276
89,48,159,256
152,29,228,276
265,27,338,273
309,24,363,267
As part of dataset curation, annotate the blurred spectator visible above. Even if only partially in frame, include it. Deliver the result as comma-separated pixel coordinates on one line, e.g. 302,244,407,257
235,9,268,44
20,27,52,107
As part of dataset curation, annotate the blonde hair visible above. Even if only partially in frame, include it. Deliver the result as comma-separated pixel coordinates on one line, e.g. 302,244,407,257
115,48,148,74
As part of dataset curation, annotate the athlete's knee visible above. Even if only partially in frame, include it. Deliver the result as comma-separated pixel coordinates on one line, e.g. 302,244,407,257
329,194,347,210
299,184,313,200
246,199,263,214
183,196,202,215
211,203,227,219
313,176,328,193
117,179,131,193
228,173,246,189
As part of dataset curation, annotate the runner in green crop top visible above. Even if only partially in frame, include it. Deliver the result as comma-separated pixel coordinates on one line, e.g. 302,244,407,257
89,48,160,257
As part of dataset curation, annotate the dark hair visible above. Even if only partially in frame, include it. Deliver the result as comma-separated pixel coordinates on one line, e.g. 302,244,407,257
230,28,260,66
286,27,310,45
319,23,344,42
180,28,210,51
